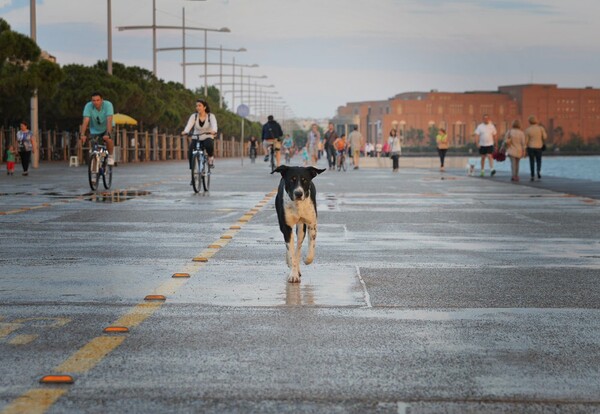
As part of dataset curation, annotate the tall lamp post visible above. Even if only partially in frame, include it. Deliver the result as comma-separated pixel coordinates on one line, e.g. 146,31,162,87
117,1,229,81
107,0,112,74
188,60,258,108
29,0,38,168
160,43,246,99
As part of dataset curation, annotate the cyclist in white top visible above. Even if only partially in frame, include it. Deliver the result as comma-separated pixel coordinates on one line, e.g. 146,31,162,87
182,99,218,171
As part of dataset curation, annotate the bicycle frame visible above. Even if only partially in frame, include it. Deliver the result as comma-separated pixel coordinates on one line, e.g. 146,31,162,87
190,136,211,193
88,141,112,190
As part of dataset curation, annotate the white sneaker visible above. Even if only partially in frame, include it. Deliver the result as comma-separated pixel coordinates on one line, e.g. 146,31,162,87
107,156,115,166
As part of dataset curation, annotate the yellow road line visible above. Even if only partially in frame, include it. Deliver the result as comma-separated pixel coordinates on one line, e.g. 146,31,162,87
8,334,38,345
55,336,126,374
1,389,67,414
0,323,21,339
1,189,277,414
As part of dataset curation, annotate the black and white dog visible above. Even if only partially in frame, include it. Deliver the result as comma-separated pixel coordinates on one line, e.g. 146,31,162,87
272,165,326,283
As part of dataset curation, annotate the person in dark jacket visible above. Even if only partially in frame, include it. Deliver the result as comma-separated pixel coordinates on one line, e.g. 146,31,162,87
262,115,284,167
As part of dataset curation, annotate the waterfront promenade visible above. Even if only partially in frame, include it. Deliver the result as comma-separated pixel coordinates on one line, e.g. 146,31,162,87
1,159,599,413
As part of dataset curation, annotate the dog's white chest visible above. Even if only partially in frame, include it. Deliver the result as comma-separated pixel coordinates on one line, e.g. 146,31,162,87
284,198,316,227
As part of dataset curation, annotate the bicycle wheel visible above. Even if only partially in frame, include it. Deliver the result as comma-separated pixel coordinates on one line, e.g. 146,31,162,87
202,156,210,192
88,153,99,191
191,154,201,193
102,159,113,189
270,150,276,173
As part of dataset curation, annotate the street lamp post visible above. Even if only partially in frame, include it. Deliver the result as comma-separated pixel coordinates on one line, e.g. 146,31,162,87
29,0,38,168
189,60,257,108
107,0,112,74
118,4,229,80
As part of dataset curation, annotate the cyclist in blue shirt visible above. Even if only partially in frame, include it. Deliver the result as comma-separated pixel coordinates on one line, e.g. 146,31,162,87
282,134,294,163
81,92,115,165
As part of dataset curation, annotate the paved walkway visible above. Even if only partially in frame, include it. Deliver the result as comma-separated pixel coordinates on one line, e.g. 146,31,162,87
0,159,599,413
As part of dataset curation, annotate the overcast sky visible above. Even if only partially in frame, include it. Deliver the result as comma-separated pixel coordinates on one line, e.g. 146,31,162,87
2,0,600,119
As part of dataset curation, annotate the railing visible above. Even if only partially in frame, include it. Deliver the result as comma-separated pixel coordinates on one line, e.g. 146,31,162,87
1,128,263,164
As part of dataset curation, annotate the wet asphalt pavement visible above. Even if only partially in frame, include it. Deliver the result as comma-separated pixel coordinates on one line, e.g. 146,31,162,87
1,158,599,413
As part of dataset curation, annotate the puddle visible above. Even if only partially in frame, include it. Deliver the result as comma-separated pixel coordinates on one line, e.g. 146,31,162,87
85,190,152,203
171,264,365,307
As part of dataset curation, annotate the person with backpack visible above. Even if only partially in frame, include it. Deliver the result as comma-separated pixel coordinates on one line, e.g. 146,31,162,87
261,115,283,167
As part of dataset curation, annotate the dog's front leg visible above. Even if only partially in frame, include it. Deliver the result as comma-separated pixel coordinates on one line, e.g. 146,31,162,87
304,224,317,265
288,225,301,284
282,224,293,269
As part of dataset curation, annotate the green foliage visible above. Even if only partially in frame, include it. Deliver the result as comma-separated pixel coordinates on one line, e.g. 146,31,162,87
0,18,61,126
0,17,261,137
427,125,439,147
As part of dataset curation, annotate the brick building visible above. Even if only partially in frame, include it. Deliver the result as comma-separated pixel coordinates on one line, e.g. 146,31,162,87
333,84,600,148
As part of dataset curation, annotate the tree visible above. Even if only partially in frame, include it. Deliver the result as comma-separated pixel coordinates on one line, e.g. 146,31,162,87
0,18,62,126
428,125,439,147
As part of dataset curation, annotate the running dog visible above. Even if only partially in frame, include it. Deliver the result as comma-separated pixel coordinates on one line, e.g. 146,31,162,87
272,165,326,283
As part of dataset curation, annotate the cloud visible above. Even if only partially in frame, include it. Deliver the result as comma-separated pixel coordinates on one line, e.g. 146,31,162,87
2,0,600,118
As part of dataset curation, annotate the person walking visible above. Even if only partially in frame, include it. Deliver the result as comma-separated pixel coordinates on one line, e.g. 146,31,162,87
323,122,338,170
81,92,115,166
307,124,320,166
436,128,449,171
388,129,402,172
262,115,283,167
474,114,498,177
347,126,364,170
502,119,527,182
524,115,547,181
16,121,35,176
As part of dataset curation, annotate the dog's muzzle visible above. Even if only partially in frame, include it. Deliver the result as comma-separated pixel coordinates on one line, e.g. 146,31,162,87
292,187,305,201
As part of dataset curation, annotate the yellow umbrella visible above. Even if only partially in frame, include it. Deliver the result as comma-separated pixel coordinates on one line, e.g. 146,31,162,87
113,113,138,125
113,114,137,150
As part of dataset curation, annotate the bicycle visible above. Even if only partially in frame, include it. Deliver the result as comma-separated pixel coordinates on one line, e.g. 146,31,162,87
249,146,257,163
284,147,292,164
267,142,276,172
88,140,112,191
336,150,347,171
190,136,211,193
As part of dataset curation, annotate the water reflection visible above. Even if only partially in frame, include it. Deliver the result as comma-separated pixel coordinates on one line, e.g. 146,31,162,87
86,190,151,203
285,283,315,306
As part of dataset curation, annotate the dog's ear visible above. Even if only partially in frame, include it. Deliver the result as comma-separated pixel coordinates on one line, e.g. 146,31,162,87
271,165,288,175
308,167,326,178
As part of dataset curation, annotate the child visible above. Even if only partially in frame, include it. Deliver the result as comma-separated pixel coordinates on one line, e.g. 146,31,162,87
333,134,347,169
301,146,309,167
6,145,15,175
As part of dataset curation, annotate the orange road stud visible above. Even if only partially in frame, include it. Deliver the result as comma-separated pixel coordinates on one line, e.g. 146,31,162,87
40,375,74,384
230,225,241,230
221,235,233,240
208,244,222,249
103,326,130,333
172,273,191,278
144,295,166,301
193,257,208,262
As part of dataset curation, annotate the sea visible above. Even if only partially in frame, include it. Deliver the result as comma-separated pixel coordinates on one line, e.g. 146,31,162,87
492,155,600,182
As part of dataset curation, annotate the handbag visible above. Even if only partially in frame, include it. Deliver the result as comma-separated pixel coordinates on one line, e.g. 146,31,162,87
492,147,506,162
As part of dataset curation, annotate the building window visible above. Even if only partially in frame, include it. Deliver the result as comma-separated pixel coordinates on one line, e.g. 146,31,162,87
449,104,463,115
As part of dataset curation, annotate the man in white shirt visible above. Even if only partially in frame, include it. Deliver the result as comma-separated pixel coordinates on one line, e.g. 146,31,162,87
474,114,498,177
